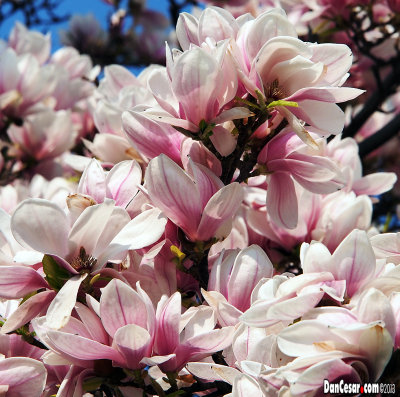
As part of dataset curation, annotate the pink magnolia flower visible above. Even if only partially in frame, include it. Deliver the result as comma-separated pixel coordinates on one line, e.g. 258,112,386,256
32,280,156,371
11,198,166,273
301,229,380,298
50,47,98,81
176,7,240,50
246,183,321,253
0,333,47,396
7,110,76,161
141,43,252,155
240,271,344,328
8,22,50,65
150,291,235,372
11,198,167,329
310,191,372,252
203,245,274,326
0,48,56,118
322,135,397,197
232,8,363,145
94,64,157,138
145,154,243,242
270,296,394,394
257,130,344,229
74,158,142,211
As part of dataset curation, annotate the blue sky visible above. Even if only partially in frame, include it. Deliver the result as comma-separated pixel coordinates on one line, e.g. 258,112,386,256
0,0,173,57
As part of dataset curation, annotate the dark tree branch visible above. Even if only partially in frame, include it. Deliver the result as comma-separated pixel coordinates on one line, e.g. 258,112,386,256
0,0,69,29
342,61,400,139
358,113,400,158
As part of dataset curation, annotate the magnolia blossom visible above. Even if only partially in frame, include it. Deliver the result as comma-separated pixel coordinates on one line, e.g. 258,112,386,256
73,158,142,211
7,110,76,161
203,245,274,326
0,4,399,396
145,154,243,242
257,130,344,229
10,198,166,329
8,21,50,64
149,292,235,372
32,280,155,370
0,48,56,117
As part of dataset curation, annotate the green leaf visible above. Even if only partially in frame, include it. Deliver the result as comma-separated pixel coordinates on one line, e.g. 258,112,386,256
42,254,70,291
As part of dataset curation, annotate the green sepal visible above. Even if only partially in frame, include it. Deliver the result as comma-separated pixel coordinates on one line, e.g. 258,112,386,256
42,254,70,291
20,290,38,305
82,377,104,392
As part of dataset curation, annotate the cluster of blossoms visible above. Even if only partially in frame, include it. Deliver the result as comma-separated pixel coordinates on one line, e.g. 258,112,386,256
0,2,400,396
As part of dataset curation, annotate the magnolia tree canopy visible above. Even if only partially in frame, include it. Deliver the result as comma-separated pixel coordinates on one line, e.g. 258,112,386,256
0,0,400,396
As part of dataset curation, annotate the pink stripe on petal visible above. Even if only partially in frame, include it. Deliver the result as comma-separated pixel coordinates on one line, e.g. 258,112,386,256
267,173,298,229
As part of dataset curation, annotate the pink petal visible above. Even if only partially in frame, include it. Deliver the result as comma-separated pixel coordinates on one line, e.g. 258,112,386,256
197,183,244,241
101,65,138,98
74,302,109,344
267,173,298,229
0,266,47,299
273,153,339,182
114,324,152,369
198,7,238,44
122,110,183,164
185,326,235,352
46,329,123,362
45,274,87,329
105,160,142,208
245,9,297,61
171,47,220,125
100,279,148,338
291,358,360,395
186,362,241,384
288,86,364,103
77,158,106,203
146,63,179,117
291,100,345,135
145,155,202,239
370,233,400,262
11,198,69,257
185,159,223,208
228,245,273,311
1,290,55,333
352,172,397,196
101,208,167,266
309,43,353,84
180,138,222,177
155,292,181,355
176,12,199,50
209,125,238,156
232,374,263,397
0,357,47,397
331,229,375,297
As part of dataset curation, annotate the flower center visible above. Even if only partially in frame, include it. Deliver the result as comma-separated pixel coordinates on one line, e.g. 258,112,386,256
265,79,286,102
70,246,97,273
